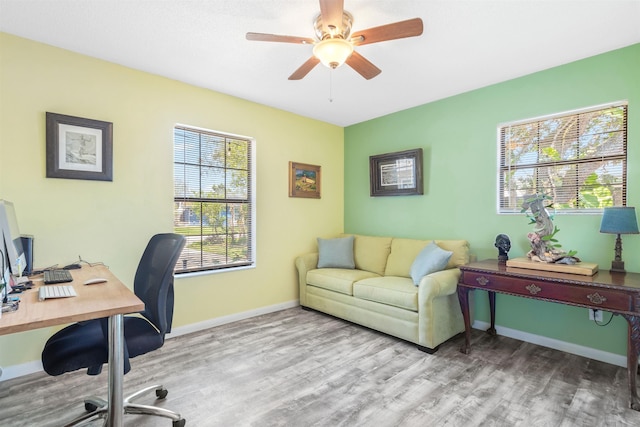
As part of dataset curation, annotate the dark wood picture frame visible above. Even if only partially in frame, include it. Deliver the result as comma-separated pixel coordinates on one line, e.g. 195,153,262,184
370,148,423,196
46,112,113,181
289,161,321,199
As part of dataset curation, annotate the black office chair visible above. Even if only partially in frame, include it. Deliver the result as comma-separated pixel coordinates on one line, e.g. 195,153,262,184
41,233,187,427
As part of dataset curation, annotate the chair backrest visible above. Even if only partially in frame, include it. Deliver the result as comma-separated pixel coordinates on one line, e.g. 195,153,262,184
134,233,186,336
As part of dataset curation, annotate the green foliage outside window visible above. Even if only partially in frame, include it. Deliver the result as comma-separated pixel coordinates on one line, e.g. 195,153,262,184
499,103,627,213
173,126,254,273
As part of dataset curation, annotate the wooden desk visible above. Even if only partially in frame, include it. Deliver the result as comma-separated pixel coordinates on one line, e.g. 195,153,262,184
0,265,144,426
457,259,640,411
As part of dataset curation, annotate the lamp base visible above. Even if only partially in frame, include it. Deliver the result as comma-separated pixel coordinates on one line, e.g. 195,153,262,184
610,260,626,273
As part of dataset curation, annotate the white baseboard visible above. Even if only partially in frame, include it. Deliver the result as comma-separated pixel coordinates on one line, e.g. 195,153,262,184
0,300,300,382
166,300,299,338
0,360,43,381
473,320,627,368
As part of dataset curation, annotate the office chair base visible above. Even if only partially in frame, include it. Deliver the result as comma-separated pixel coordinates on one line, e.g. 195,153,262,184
63,384,185,427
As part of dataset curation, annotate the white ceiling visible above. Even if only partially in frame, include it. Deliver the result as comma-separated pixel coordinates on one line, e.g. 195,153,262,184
1,1,639,127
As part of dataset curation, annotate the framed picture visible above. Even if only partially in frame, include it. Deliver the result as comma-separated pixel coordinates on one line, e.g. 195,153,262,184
289,162,321,199
370,148,423,196
46,112,113,181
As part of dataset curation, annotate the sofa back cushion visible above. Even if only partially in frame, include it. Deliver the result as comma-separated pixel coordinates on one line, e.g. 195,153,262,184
434,239,470,268
348,234,392,276
385,238,469,278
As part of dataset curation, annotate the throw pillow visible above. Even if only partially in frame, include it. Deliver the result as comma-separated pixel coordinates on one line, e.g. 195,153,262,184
410,241,453,285
317,236,355,269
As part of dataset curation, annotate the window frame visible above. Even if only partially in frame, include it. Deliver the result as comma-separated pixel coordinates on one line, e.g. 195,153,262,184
497,101,628,215
173,124,256,275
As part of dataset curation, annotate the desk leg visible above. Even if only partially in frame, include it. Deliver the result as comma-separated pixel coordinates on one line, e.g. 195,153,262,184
487,291,497,336
457,286,472,354
107,314,124,427
622,314,640,411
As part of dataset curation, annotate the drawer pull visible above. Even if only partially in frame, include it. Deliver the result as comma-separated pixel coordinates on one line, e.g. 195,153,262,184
526,284,542,295
476,276,489,286
587,293,607,305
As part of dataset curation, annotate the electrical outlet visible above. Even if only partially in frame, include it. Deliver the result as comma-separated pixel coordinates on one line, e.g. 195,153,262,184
589,308,603,322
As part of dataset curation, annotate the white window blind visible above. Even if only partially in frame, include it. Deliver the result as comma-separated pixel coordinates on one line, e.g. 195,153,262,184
173,125,254,273
498,102,627,213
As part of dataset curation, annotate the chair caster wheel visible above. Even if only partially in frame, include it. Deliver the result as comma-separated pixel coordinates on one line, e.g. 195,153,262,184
85,402,98,412
173,419,186,427
156,387,168,399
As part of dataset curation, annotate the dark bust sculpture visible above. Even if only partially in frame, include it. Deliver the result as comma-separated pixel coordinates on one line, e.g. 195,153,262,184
495,234,511,262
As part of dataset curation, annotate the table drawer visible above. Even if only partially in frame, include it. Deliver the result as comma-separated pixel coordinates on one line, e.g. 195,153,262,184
461,271,633,312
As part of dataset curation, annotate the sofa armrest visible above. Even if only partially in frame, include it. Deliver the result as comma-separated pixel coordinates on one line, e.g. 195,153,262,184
418,268,461,301
417,268,464,348
295,252,319,306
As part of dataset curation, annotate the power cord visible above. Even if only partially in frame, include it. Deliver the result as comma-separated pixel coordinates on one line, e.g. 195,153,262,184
78,255,108,269
30,256,108,276
594,309,615,326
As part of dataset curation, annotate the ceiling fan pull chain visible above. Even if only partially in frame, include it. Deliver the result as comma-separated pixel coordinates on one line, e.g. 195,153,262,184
328,69,333,103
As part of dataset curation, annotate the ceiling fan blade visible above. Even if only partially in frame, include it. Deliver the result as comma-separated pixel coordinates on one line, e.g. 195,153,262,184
351,18,423,46
246,32,314,45
345,51,381,80
319,0,344,35
289,57,321,80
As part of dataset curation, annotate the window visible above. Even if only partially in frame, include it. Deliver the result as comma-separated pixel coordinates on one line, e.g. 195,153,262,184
498,102,627,213
173,125,255,274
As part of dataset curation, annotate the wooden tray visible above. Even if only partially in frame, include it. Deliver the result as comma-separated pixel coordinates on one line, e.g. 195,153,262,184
506,257,598,276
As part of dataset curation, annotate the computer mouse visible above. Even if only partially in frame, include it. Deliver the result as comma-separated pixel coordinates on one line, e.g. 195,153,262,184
84,278,108,285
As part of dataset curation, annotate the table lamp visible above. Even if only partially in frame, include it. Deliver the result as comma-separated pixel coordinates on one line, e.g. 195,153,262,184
600,207,639,273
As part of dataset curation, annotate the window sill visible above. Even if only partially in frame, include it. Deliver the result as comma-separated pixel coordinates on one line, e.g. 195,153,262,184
174,263,256,280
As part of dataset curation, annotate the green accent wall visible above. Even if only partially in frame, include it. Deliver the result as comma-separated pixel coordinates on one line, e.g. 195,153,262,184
344,43,640,357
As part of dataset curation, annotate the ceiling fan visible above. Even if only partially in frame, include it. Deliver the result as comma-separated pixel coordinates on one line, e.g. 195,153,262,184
246,0,423,80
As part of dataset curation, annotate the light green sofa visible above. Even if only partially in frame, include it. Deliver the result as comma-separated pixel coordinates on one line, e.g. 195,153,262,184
295,235,470,353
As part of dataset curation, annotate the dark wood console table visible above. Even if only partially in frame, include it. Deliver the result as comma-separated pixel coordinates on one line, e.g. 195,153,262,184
457,259,640,411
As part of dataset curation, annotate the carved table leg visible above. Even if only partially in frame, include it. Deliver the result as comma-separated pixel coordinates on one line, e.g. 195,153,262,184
621,314,640,411
487,290,497,336
457,286,472,354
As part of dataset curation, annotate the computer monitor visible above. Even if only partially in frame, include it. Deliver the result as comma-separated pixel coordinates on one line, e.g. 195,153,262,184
0,200,27,277
1,264,9,304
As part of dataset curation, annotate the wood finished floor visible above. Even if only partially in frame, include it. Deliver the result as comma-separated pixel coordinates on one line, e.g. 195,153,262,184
1,307,639,426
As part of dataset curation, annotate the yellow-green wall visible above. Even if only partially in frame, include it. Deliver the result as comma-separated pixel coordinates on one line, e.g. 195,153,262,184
0,33,344,368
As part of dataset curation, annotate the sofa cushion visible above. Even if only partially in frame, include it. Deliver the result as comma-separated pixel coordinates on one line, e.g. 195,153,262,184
385,238,470,277
307,268,380,295
385,238,431,278
434,240,471,269
317,236,355,269
410,241,453,285
351,235,392,275
353,276,418,311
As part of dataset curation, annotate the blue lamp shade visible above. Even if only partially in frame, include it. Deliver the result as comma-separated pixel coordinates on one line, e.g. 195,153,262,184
600,207,639,235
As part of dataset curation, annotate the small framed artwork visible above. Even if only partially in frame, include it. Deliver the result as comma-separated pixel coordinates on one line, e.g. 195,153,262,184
46,112,113,181
289,161,321,199
370,148,423,196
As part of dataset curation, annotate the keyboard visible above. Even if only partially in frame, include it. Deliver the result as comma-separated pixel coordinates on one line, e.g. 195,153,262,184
39,285,77,301
43,269,73,284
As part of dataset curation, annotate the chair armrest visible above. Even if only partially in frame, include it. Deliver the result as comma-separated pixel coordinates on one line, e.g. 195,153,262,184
295,253,318,306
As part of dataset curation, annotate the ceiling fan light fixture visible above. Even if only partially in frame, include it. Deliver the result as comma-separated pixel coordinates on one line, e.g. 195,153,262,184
313,38,353,69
